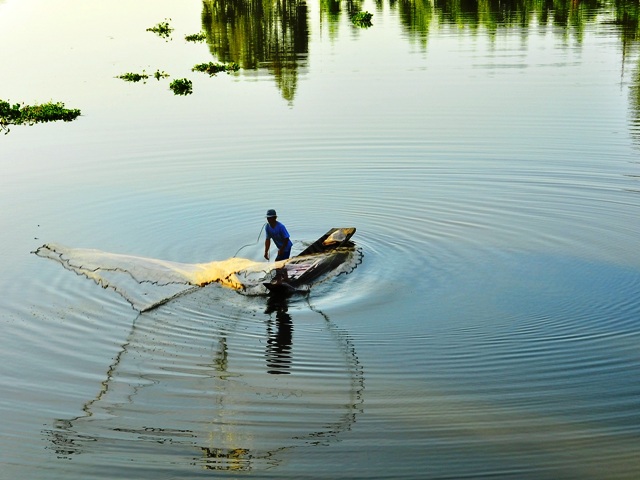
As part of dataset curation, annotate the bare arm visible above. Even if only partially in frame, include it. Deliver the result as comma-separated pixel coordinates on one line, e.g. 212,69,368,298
264,238,271,260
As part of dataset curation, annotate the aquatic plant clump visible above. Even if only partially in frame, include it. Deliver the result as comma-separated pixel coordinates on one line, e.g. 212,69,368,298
0,99,81,134
185,32,207,43
153,70,170,80
170,78,193,95
192,62,240,76
352,11,373,27
116,72,149,82
146,19,174,39
116,70,169,83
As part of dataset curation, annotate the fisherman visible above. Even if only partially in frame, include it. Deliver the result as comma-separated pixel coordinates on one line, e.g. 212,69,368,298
264,209,293,261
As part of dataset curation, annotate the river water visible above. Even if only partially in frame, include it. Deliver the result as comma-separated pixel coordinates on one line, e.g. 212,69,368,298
1,0,640,478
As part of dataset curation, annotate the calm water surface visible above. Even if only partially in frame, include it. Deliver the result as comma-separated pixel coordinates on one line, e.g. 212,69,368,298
1,0,640,478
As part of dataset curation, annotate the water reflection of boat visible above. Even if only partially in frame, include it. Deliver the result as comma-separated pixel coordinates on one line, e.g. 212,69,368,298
263,227,356,295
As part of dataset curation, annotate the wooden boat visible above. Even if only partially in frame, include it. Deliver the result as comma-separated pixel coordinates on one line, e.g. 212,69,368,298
263,227,356,295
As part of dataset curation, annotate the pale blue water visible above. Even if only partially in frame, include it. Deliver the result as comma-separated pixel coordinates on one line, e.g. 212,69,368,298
1,0,640,478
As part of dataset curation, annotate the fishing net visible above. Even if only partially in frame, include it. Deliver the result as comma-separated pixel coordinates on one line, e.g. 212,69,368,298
34,242,362,312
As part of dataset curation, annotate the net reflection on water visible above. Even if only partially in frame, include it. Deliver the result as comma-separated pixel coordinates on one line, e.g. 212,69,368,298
43,282,364,472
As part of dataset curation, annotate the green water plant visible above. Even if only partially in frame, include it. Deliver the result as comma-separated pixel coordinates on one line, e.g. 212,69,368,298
117,71,149,82
117,70,170,83
185,32,207,43
153,69,170,80
0,99,81,134
351,11,373,27
192,61,240,76
147,19,174,39
169,78,193,95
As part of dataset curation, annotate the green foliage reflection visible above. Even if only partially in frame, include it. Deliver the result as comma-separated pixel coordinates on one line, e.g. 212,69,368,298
614,0,640,41
201,0,309,103
197,0,640,105
318,0,640,44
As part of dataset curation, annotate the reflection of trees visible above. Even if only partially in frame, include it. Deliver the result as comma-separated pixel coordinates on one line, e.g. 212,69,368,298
198,0,640,136
616,0,640,75
353,0,640,146
402,0,601,36
615,0,640,40
320,0,365,18
614,0,640,146
395,0,433,48
316,0,640,39
629,57,640,146
320,0,343,40
318,0,607,45
202,0,309,103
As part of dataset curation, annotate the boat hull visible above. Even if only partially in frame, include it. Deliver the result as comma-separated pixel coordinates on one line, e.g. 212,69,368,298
263,227,356,295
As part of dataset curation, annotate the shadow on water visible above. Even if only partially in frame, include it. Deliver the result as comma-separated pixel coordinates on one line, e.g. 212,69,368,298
265,294,294,375
43,289,364,472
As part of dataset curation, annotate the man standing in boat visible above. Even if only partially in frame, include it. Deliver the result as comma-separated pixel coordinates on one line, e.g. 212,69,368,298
264,209,293,261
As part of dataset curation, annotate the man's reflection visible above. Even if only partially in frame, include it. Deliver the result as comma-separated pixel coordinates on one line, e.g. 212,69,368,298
264,295,293,375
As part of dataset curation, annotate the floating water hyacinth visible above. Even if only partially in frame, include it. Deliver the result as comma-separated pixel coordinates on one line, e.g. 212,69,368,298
185,32,207,42
170,78,193,95
146,19,174,39
351,11,373,27
192,62,240,76
116,72,149,82
0,99,81,134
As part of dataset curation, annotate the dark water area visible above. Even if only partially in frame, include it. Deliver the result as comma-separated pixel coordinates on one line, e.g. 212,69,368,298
1,0,640,478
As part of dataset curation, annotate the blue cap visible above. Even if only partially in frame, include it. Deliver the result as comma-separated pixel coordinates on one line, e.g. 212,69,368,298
266,209,277,218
